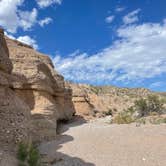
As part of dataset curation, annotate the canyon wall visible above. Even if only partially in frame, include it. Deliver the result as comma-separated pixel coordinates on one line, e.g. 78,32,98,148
0,29,31,164
6,36,75,142
0,29,75,164
69,83,165,118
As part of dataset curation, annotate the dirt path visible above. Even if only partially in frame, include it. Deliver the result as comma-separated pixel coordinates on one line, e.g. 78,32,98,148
39,118,166,166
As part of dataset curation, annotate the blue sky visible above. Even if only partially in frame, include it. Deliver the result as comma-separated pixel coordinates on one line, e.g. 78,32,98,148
0,0,166,91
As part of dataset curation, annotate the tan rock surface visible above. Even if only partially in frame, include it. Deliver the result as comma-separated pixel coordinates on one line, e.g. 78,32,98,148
69,83,165,118
0,30,75,165
5,36,75,142
0,29,30,165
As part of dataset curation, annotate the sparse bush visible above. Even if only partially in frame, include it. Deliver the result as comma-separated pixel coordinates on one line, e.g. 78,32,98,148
134,95,164,117
134,98,148,117
17,143,41,166
113,111,134,124
28,145,40,166
147,95,164,114
17,143,28,162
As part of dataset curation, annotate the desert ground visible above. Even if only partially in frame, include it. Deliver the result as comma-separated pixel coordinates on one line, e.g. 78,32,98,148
39,117,166,166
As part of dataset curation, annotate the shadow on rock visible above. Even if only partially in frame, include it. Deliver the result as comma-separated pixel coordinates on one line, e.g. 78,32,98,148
57,115,87,134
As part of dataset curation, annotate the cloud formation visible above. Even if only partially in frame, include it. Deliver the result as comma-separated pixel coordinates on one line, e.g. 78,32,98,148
53,21,166,85
105,15,115,23
39,17,52,27
36,0,62,8
123,9,141,25
115,7,125,12
0,0,39,33
19,8,38,31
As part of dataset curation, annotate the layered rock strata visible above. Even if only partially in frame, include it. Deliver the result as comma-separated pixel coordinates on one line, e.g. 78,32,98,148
0,28,75,165
69,83,165,118
0,29,30,160
5,36,75,142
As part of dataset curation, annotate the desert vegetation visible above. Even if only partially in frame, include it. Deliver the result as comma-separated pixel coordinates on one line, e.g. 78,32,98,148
17,142,41,166
113,95,166,124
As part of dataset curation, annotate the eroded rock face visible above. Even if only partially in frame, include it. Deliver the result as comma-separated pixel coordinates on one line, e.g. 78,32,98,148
0,29,30,155
5,36,75,141
0,28,76,165
0,29,75,165
69,83,164,119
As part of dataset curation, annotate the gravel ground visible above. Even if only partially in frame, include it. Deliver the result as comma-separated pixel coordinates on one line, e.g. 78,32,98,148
39,118,166,166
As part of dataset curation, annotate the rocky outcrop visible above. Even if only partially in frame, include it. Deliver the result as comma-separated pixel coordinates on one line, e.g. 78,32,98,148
0,29,30,163
0,29,76,165
0,29,75,165
69,83,165,118
4,36,75,142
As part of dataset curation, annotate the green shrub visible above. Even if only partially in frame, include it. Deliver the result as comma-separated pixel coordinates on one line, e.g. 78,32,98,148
17,143,41,166
113,111,134,124
134,95,164,117
134,98,148,117
17,143,28,162
147,95,164,114
28,145,40,166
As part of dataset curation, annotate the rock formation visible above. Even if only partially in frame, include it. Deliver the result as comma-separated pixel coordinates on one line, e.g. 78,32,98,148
5,36,75,142
69,83,165,118
0,29,30,163
0,28,75,164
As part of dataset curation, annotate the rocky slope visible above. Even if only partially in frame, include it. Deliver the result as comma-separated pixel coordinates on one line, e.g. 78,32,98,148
0,28,75,164
69,83,166,118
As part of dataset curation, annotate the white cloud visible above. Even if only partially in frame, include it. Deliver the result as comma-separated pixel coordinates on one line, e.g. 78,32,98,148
0,0,38,33
123,9,141,25
39,17,52,27
0,0,23,33
36,0,62,8
19,8,38,30
53,21,166,85
17,36,38,49
115,7,125,12
105,15,115,23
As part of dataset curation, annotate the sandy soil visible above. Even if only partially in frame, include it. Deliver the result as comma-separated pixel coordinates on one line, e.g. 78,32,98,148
39,117,166,166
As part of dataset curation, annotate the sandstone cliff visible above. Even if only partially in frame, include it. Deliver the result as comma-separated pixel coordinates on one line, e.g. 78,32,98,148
5,36,75,142
0,29,30,163
69,83,165,118
0,29,75,164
